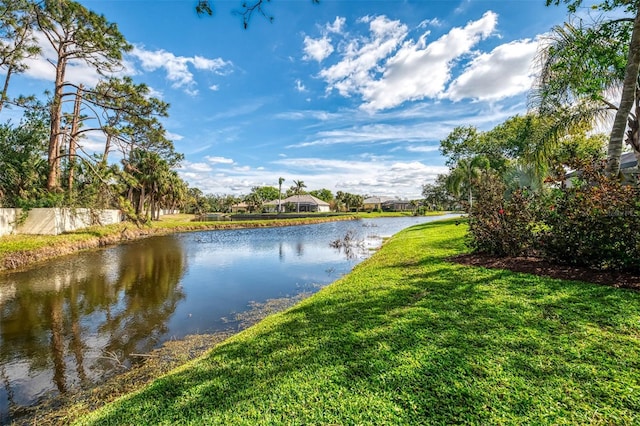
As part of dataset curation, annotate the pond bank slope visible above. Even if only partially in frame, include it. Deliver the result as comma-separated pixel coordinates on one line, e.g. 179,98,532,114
0,215,357,272
75,218,640,425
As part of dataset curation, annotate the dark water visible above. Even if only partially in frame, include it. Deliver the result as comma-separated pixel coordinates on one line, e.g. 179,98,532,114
0,215,457,421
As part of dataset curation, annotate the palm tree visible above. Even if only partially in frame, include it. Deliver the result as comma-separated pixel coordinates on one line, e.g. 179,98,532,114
278,177,285,214
159,171,187,216
124,148,173,220
351,194,364,212
446,156,490,212
292,179,306,213
531,14,640,176
244,192,262,213
410,200,419,215
608,3,640,175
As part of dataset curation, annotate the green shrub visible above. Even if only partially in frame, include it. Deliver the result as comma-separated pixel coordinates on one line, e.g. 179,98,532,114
469,162,640,272
541,164,640,271
468,173,539,256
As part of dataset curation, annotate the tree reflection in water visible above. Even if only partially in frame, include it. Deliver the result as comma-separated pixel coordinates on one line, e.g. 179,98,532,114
0,236,186,422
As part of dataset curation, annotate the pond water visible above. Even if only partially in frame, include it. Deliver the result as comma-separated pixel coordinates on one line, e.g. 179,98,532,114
0,214,457,422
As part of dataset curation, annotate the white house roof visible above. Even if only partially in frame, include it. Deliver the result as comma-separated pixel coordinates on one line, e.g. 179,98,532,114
363,196,395,204
282,194,330,206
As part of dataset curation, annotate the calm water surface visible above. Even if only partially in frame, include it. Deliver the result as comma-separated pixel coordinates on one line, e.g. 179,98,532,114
0,215,457,421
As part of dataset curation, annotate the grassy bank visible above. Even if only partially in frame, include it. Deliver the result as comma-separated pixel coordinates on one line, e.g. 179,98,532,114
76,219,640,425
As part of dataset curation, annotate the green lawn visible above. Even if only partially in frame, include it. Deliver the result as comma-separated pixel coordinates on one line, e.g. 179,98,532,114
76,219,640,425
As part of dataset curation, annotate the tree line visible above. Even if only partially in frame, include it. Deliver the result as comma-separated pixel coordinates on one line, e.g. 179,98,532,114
0,0,188,222
183,180,383,215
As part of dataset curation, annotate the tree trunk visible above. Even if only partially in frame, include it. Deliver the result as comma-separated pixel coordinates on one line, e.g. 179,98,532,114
278,182,282,213
627,86,640,172
103,133,113,164
150,192,157,221
606,2,640,176
102,109,121,164
0,67,13,114
47,55,67,190
138,186,145,217
67,85,83,193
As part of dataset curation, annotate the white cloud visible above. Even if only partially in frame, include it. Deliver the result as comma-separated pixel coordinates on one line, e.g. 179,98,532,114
209,84,220,91
206,156,235,164
295,79,307,92
287,123,441,148
302,16,347,63
406,145,440,153
77,130,110,155
303,35,334,62
455,0,472,14
191,56,231,73
180,161,213,173
165,131,184,141
131,46,232,93
274,110,341,121
326,16,346,34
146,86,164,99
445,38,540,101
311,12,506,112
319,15,408,98
176,154,446,199
273,157,447,197
359,11,498,111
132,48,192,87
418,18,441,29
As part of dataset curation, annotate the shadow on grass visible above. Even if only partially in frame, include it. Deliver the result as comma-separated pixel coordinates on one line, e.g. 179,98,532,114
86,257,640,425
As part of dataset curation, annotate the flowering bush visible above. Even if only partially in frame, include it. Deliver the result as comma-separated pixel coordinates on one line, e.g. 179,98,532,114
468,163,640,272
540,164,640,271
468,173,539,256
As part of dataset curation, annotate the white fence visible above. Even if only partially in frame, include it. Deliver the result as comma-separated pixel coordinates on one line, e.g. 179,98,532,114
0,208,122,236
0,209,17,237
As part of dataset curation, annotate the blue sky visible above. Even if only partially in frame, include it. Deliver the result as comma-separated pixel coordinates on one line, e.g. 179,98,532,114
4,0,576,199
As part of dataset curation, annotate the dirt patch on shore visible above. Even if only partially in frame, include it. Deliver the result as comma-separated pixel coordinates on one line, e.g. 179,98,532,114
450,253,640,291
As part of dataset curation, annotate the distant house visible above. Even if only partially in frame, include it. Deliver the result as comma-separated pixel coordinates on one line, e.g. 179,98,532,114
230,202,249,213
363,196,394,211
281,194,331,213
262,200,285,213
381,199,412,212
